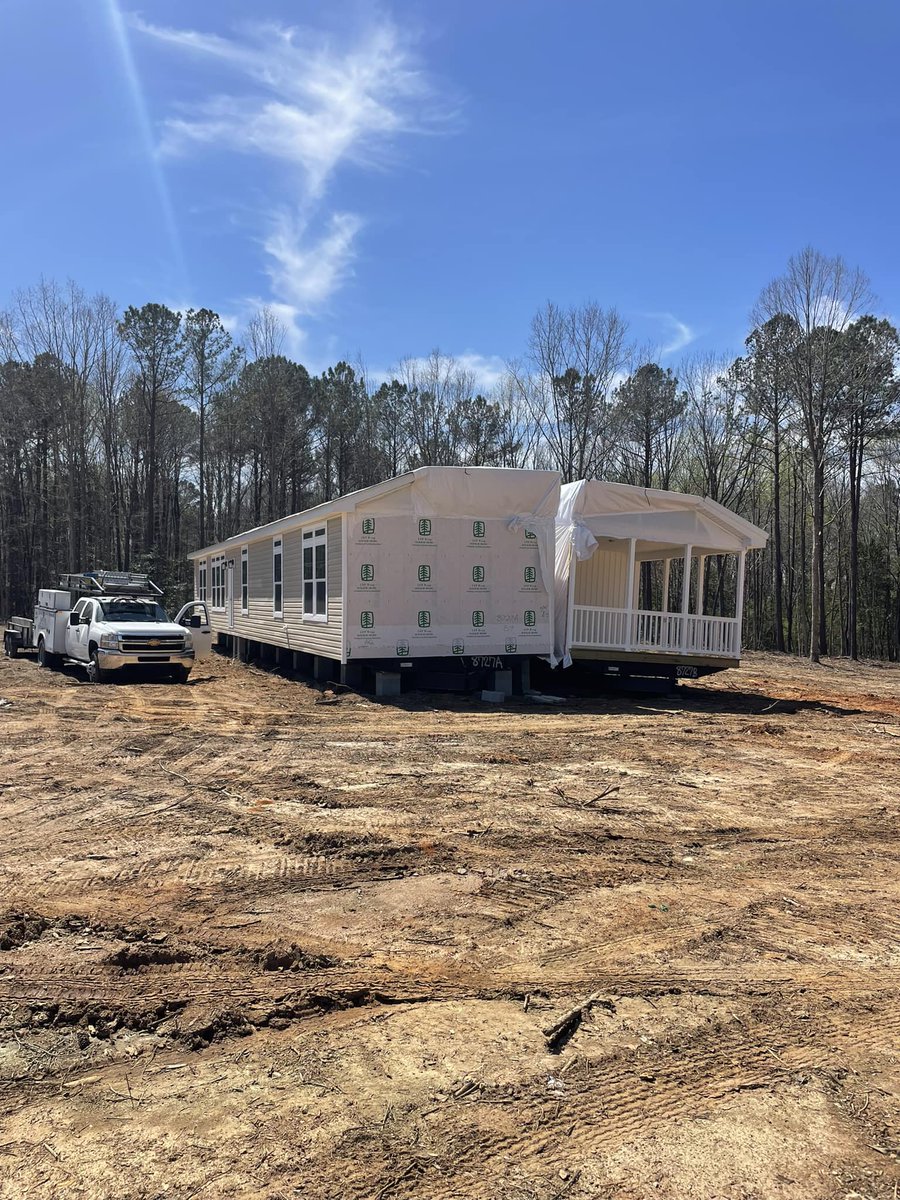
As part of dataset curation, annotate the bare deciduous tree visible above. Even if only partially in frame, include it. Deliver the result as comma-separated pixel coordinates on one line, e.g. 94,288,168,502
754,247,872,661
522,302,630,482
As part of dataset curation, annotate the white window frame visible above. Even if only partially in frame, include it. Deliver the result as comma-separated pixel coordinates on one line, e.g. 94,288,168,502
272,537,283,619
198,559,207,603
240,546,249,615
302,525,327,623
210,554,226,610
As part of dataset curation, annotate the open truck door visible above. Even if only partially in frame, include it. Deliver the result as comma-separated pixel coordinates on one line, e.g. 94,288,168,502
175,602,213,660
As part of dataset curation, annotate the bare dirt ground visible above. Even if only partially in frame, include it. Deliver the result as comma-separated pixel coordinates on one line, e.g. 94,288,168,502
1,649,899,1200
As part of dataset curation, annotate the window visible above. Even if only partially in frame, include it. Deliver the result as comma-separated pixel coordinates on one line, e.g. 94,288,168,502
100,600,168,622
198,559,207,603
241,547,248,614
210,555,225,609
302,525,327,621
272,538,283,617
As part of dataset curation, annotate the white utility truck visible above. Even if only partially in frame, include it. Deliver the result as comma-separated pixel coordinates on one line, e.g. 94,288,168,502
3,571,211,684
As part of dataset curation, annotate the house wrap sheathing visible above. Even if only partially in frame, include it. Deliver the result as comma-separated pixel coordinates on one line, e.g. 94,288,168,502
189,466,560,665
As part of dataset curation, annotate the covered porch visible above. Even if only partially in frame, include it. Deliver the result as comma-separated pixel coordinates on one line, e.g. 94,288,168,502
555,479,767,667
569,540,746,659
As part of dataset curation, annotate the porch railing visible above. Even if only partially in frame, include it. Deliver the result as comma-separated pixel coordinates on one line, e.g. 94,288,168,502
571,605,739,657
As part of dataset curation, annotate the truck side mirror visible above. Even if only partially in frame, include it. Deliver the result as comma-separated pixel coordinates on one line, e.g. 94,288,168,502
188,614,202,628
69,612,79,626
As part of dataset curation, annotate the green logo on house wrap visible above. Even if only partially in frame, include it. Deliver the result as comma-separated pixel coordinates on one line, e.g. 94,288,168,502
524,566,536,583
472,610,485,627
472,520,485,538
360,564,374,582
396,640,409,656
361,518,375,535
472,565,485,583
418,610,431,628
418,564,431,583
505,640,518,653
525,529,536,540
418,519,431,537
524,610,536,627
452,639,465,655
361,611,374,629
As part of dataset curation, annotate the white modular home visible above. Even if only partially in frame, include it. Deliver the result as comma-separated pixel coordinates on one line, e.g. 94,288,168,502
553,479,767,688
188,466,560,693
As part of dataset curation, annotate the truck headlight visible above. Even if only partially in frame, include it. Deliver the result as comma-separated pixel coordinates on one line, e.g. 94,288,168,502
183,631,193,649
100,632,119,649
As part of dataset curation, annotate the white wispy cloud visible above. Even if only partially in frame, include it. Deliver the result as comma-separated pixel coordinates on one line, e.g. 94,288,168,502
657,312,697,355
263,209,362,313
369,351,508,395
453,352,508,393
130,14,450,347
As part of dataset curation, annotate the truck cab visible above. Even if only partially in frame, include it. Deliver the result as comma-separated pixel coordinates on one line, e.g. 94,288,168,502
65,595,212,683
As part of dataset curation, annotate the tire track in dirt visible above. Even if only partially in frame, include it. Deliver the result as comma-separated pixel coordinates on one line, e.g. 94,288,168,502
2,958,895,1015
373,999,900,1200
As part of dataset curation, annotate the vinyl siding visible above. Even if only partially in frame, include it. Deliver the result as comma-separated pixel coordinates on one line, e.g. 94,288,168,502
198,518,343,660
574,546,631,608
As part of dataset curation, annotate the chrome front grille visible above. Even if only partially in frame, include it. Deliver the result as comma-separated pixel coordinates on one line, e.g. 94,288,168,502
119,636,184,653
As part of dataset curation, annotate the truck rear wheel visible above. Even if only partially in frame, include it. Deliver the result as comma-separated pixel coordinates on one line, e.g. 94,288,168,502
37,639,58,670
87,650,107,684
3,632,18,659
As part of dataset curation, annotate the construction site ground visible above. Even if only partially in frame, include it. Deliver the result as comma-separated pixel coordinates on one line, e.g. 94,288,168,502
1,648,899,1200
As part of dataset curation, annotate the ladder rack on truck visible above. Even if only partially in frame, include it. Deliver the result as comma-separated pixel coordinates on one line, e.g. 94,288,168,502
58,572,163,600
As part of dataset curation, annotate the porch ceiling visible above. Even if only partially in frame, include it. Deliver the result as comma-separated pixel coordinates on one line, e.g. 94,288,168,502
589,536,745,561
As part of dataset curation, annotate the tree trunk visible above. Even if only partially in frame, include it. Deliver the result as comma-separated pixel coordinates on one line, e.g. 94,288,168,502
848,429,862,661
810,453,827,662
771,424,785,651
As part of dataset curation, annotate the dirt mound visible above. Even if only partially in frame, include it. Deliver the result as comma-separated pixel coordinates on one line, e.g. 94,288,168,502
0,909,48,951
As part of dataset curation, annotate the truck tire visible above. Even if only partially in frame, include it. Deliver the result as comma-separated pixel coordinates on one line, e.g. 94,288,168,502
87,649,107,685
171,666,191,684
37,639,58,670
3,632,17,659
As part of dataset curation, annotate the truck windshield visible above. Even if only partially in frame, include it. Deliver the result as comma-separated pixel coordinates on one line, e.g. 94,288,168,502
99,600,170,623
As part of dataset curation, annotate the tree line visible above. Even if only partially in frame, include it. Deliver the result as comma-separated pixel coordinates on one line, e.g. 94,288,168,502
1,247,898,662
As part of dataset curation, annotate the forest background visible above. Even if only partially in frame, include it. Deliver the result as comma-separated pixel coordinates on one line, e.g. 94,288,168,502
2,246,898,663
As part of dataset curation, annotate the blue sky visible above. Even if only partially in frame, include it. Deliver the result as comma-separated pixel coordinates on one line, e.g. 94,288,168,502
2,0,899,385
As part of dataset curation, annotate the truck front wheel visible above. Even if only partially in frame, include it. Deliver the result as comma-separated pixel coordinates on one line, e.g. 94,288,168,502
171,666,191,684
37,639,58,670
87,649,107,685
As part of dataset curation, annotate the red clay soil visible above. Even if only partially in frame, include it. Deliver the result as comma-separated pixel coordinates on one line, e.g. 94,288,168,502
0,650,898,1199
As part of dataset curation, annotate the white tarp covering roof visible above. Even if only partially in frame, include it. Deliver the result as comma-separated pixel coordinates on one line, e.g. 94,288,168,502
359,467,560,520
189,467,560,560
552,479,767,665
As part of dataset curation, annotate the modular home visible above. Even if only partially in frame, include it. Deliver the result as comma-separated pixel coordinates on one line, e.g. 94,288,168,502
553,479,767,688
188,466,560,693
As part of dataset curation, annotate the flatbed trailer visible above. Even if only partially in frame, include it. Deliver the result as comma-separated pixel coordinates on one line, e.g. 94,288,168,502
3,616,36,658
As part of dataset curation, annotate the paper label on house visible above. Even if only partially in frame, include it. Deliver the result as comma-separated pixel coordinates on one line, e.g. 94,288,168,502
346,514,550,658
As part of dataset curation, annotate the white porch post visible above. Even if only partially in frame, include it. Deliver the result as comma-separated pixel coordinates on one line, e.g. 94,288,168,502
662,558,670,613
566,533,577,652
733,550,747,656
695,555,706,615
624,537,636,649
680,544,693,652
